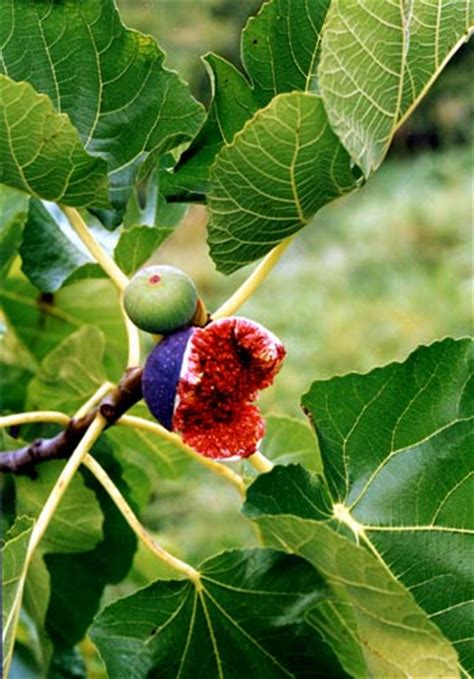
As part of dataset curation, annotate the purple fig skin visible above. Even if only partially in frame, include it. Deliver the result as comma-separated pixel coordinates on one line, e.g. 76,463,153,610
142,327,194,430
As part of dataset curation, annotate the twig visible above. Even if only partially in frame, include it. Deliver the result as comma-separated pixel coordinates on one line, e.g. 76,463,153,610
0,369,143,476
83,454,201,585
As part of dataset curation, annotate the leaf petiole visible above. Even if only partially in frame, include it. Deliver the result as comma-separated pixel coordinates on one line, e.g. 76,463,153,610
118,415,246,495
83,454,202,586
0,411,70,428
212,237,293,319
61,206,141,366
61,207,129,292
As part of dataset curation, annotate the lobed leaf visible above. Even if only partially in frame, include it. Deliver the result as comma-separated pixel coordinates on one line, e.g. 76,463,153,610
0,0,204,213
301,336,474,674
0,76,109,208
167,0,331,198
319,0,473,175
91,548,347,678
243,338,472,676
208,92,356,273
245,464,462,677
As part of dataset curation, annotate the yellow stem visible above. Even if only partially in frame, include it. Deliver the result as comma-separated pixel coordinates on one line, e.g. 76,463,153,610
0,411,70,428
2,415,107,676
121,298,142,367
61,207,141,366
118,415,246,495
247,451,273,473
212,237,293,319
83,454,201,585
75,381,115,419
61,206,129,293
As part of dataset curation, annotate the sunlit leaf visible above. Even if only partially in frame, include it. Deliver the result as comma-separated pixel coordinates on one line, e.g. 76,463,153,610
245,466,460,678
1,0,204,213
319,0,473,174
301,336,473,673
208,93,356,273
91,548,347,678
0,76,109,208
167,0,331,198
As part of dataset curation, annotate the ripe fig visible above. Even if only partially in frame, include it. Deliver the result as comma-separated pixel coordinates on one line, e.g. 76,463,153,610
142,317,286,459
124,265,198,334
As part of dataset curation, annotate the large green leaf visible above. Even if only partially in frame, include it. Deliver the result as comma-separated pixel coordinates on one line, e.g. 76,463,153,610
300,337,473,674
27,325,107,415
241,0,331,103
0,277,127,380
2,516,35,676
0,76,109,208
20,199,172,291
259,414,321,472
91,548,347,678
0,186,29,278
0,0,204,212
319,0,473,175
166,0,331,198
15,461,103,554
162,55,259,199
208,92,356,273
244,465,460,678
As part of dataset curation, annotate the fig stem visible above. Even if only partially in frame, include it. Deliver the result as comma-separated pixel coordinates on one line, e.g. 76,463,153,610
212,237,293,320
2,413,107,676
83,453,202,586
0,411,70,428
120,297,142,368
61,207,141,367
118,415,246,495
247,451,274,473
61,207,129,292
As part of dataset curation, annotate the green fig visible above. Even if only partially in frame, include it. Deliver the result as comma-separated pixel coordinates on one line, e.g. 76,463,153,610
124,265,198,333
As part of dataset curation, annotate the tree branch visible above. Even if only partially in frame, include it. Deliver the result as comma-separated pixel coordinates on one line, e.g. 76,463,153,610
0,368,143,476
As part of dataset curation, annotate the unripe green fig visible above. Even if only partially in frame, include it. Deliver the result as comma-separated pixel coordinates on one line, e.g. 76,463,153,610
124,265,198,333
